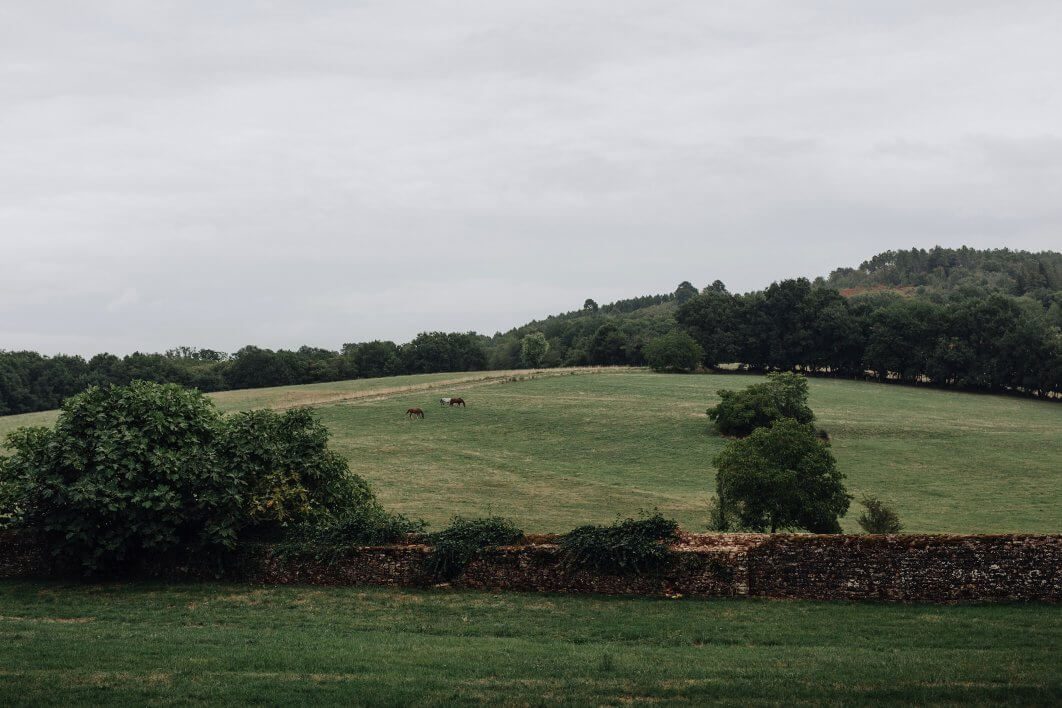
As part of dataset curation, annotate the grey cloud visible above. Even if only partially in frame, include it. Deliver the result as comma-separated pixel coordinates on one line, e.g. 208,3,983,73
2,1,1060,355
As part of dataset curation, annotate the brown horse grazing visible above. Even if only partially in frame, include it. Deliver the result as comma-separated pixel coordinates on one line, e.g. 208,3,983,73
448,397,465,407
406,407,424,419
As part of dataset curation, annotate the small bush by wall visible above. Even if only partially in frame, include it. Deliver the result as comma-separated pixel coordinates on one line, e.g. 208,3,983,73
423,516,524,581
558,513,679,575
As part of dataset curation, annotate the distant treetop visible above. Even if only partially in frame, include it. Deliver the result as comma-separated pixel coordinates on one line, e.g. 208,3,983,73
827,246,1062,296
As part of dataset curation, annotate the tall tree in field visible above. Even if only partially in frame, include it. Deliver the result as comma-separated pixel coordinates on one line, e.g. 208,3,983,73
707,372,815,437
712,418,849,533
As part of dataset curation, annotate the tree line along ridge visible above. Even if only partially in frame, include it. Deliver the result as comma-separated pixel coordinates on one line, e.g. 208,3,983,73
2,246,1060,415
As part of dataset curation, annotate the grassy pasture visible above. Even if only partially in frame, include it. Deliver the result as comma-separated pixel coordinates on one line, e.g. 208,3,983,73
2,368,1059,533
0,582,1058,706
319,371,1062,533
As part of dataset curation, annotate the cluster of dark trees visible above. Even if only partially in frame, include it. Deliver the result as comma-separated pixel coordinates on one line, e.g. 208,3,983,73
0,333,489,416
3,247,1060,416
487,280,723,370
677,280,1061,397
492,279,1061,398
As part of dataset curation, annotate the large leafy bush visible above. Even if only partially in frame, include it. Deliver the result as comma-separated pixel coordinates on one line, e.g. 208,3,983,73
707,372,814,437
1,382,241,573
216,408,375,530
0,382,379,575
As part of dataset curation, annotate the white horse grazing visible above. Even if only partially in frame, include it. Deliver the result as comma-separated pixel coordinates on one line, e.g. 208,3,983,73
439,398,452,406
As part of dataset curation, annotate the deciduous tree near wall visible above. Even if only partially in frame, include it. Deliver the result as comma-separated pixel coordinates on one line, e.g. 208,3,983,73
712,418,850,533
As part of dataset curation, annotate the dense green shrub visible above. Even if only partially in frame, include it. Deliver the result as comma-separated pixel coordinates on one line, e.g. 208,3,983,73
558,513,678,575
0,382,242,574
216,408,375,531
707,372,814,436
423,516,524,581
857,495,903,534
275,506,425,563
0,381,382,575
644,331,703,372
712,418,849,533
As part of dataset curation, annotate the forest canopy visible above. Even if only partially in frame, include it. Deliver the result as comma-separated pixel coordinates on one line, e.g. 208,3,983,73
826,246,1062,297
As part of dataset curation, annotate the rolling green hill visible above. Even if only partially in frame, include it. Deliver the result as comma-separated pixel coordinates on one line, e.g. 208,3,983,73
4,368,1058,534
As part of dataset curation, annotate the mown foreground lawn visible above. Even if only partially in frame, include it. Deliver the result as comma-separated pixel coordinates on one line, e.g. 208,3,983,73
0,582,1058,706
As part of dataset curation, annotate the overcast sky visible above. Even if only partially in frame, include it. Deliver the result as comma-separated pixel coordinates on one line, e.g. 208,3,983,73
2,2,1060,356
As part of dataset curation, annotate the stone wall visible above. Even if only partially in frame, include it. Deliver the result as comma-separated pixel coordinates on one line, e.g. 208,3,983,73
746,534,1062,602
2,532,1059,603
457,544,747,596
